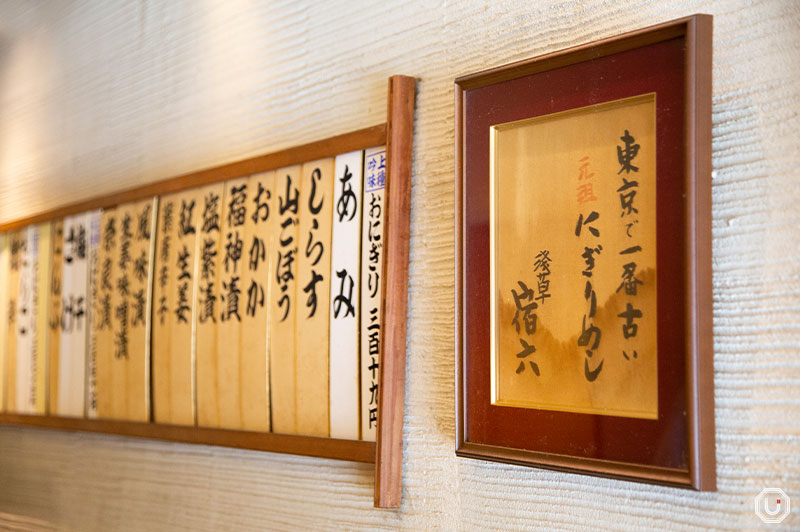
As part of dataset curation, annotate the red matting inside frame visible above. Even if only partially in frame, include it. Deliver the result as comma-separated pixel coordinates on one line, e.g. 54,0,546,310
463,37,688,470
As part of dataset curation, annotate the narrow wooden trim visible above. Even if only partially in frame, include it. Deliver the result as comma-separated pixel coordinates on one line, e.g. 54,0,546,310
456,442,692,488
454,82,467,451
684,14,716,492
0,125,386,232
374,75,416,509
0,413,376,463
455,17,690,90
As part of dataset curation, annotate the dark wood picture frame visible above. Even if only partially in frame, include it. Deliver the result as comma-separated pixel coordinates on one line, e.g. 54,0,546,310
455,15,714,490
0,75,416,509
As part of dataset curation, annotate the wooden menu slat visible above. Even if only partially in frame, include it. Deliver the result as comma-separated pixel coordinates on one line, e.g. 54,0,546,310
240,171,274,432
94,209,118,418
216,177,249,429
152,190,202,426
168,190,202,426
295,159,335,437
152,197,177,423
270,165,301,435
195,183,226,427
47,220,64,414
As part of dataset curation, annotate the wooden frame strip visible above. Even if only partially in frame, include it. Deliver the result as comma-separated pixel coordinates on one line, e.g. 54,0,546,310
684,14,715,491
374,75,416,508
0,413,375,462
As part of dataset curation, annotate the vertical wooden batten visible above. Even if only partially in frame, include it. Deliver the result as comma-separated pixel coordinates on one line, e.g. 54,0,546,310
684,14,715,492
374,75,416,509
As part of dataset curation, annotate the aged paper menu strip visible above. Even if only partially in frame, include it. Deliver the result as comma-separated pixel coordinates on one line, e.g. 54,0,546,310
270,166,301,434
492,93,658,419
196,183,225,427
15,225,38,413
33,222,52,414
85,210,102,418
240,171,273,432
57,214,90,417
329,151,363,440
47,220,64,414
359,147,386,441
295,159,334,437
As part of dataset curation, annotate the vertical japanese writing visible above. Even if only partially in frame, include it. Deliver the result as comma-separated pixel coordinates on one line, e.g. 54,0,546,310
87,210,102,416
616,130,643,362
329,151,364,440
361,149,385,432
302,168,325,319
6,232,22,411
98,214,116,332
246,179,270,319
17,226,38,410
221,184,246,323
575,155,604,382
332,165,357,319
114,211,132,359
49,222,64,333
62,220,87,334
198,190,221,324
276,174,298,322
175,199,196,324
157,201,174,326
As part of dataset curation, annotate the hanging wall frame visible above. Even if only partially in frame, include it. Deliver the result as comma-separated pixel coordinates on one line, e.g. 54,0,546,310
455,15,714,490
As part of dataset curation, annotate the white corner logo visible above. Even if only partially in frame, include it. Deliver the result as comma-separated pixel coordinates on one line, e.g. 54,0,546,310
755,488,790,524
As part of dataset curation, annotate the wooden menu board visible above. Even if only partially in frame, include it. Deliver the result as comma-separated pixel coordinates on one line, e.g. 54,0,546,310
0,75,415,508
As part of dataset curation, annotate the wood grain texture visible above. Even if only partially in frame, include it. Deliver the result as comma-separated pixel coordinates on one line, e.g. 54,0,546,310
239,172,274,432
270,166,302,435
375,75,415,508
195,183,226,428
1,1,799,530
295,160,334,437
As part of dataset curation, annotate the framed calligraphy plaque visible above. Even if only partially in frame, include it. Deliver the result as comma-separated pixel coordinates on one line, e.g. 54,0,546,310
455,15,714,489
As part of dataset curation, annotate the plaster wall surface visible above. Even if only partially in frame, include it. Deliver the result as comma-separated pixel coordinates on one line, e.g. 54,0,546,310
0,1,798,530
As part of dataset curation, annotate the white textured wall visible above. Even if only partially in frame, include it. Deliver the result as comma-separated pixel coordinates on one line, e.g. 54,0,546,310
1,1,799,530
